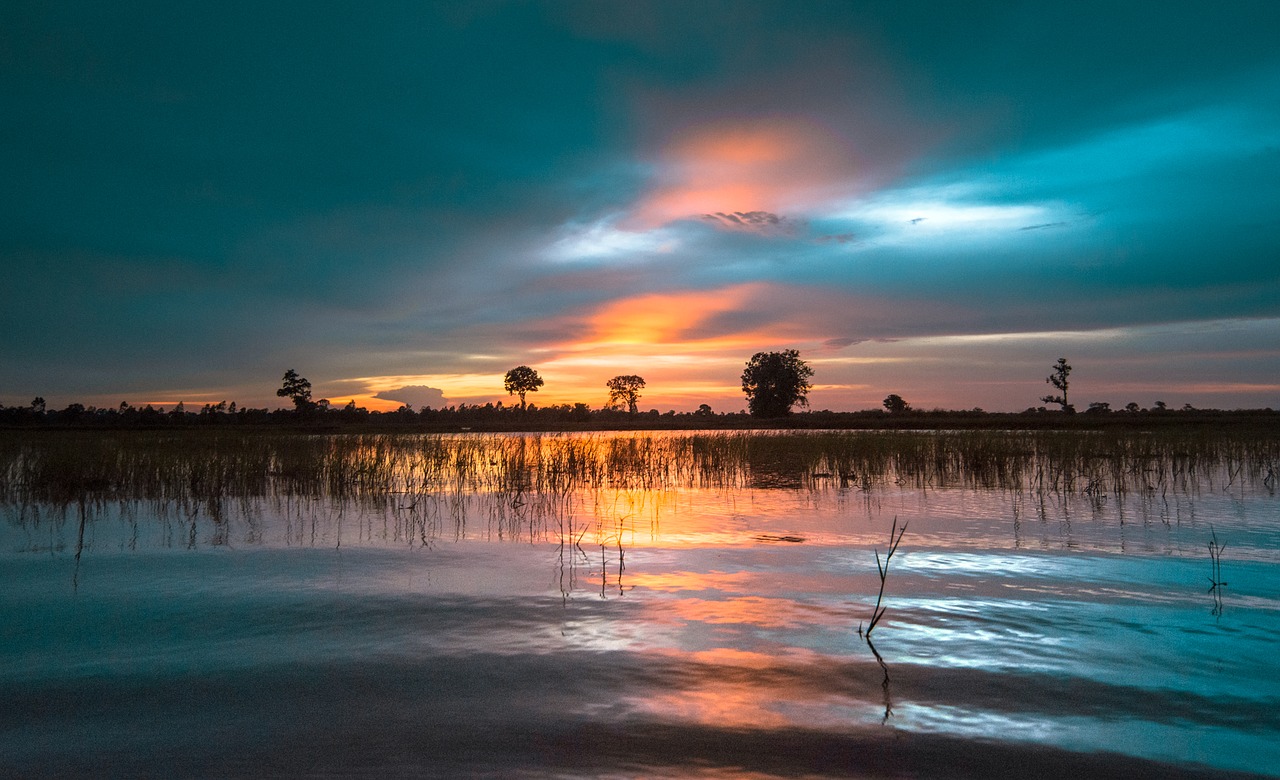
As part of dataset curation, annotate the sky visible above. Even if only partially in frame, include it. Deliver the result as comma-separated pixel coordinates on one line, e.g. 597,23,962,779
3,1,1279,413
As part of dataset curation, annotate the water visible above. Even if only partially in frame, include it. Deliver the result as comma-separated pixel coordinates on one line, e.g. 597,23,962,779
2,432,1278,778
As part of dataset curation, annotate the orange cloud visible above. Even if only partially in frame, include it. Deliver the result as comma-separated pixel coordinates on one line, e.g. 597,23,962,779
577,283,769,348
505,282,902,409
631,117,856,228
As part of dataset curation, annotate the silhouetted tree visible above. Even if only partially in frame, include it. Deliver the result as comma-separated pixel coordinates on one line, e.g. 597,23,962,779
606,375,646,414
277,369,314,412
1040,358,1073,413
741,350,814,418
883,394,910,414
31,397,46,414
695,403,714,416
503,365,544,410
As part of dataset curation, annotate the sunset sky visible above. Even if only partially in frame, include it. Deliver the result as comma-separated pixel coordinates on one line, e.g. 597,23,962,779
3,1,1279,412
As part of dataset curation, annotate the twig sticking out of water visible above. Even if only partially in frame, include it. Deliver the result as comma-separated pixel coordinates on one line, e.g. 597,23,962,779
861,517,907,639
1208,525,1228,616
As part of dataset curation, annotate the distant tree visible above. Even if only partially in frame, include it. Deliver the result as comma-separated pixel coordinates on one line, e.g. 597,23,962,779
503,365,544,410
1085,401,1111,414
31,397,46,414
606,375,646,414
1125,402,1141,413
1040,358,1073,413
277,369,315,412
883,394,910,414
695,403,714,416
200,401,228,417
741,350,814,418
1154,400,1167,411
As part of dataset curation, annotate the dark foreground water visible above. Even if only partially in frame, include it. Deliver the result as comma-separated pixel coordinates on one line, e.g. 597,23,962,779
3,434,1279,778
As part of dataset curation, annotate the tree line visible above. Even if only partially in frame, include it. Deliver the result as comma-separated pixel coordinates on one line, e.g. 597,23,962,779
3,355,1270,429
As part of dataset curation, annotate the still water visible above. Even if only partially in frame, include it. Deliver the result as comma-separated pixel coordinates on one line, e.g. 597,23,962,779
2,431,1278,778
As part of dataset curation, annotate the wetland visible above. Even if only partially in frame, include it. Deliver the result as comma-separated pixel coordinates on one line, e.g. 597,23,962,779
2,428,1278,778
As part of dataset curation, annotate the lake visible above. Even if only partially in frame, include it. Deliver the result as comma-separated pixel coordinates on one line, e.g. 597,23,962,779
2,430,1277,778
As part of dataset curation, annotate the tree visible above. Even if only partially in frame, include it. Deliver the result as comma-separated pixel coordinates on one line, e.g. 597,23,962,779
741,350,814,418
503,365,544,410
883,394,910,414
1040,358,1073,413
277,369,314,412
606,375,646,414
30,397,46,414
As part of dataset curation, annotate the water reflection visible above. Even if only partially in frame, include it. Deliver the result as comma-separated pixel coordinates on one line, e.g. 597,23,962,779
3,430,1280,777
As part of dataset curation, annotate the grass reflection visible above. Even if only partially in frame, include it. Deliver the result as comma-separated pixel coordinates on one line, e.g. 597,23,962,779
4,429,1277,559
5,428,1277,504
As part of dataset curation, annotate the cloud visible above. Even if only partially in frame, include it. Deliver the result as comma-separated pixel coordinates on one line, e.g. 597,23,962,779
373,386,450,409
822,337,864,350
5,4,1280,414
701,210,799,235
542,216,679,264
815,233,857,244
627,118,864,228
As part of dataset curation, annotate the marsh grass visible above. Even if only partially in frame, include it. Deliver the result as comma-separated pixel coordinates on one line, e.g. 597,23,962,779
1208,525,1228,616
862,517,908,639
3,428,1276,546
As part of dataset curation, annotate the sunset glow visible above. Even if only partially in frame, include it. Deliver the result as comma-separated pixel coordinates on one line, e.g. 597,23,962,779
3,4,1277,412
633,119,857,228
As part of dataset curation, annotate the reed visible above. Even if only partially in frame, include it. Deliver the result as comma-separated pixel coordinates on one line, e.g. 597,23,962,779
861,517,908,639
3,428,1275,532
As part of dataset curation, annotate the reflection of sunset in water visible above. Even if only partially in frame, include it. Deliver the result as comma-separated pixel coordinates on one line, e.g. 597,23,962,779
620,646,871,732
4,430,1279,776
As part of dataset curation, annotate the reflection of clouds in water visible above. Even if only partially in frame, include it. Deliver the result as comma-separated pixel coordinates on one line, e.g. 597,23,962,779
653,595,825,630
5,431,1279,777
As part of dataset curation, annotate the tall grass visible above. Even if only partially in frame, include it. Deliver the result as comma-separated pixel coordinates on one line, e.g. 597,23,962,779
3,428,1276,504
2,428,1275,541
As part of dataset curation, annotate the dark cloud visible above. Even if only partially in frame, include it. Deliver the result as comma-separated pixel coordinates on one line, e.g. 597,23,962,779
701,211,798,234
